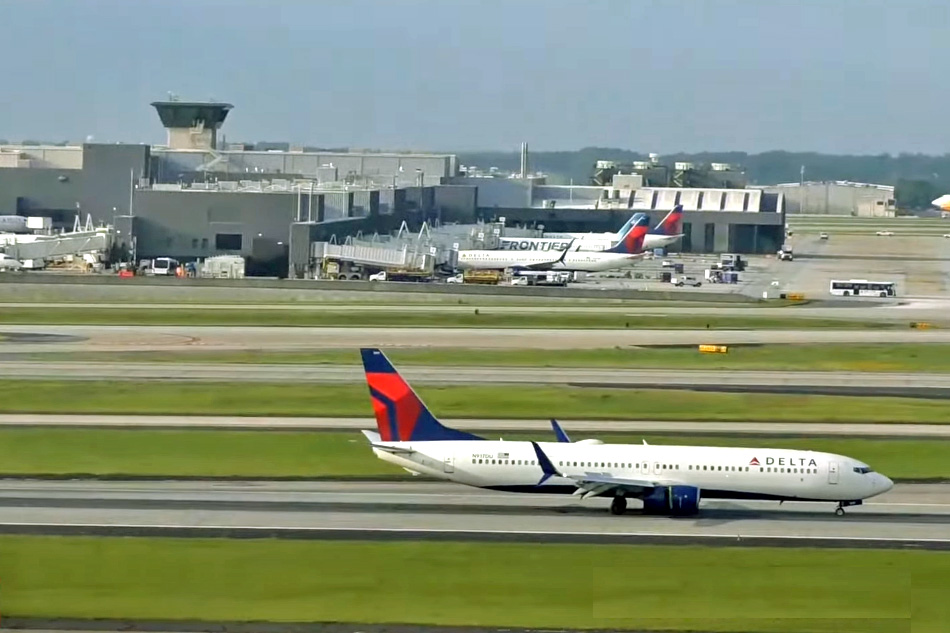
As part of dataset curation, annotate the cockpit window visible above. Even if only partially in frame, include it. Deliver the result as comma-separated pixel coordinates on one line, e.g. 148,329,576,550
853,466,873,474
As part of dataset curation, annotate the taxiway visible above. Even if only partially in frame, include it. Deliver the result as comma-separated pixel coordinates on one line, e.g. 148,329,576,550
0,481,945,550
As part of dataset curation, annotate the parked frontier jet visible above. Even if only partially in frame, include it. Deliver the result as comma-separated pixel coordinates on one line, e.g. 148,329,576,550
458,215,650,273
932,194,950,211
527,205,684,251
360,348,893,517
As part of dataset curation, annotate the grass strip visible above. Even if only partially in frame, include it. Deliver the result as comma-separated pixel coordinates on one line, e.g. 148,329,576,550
0,307,903,329
1,536,945,631
0,429,944,480
22,343,950,372
2,380,950,423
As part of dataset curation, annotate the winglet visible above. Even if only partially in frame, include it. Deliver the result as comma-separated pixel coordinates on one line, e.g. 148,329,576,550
556,239,576,263
551,419,571,443
531,441,560,485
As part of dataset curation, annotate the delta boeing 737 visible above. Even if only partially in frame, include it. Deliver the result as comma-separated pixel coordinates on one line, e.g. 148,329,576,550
360,349,893,517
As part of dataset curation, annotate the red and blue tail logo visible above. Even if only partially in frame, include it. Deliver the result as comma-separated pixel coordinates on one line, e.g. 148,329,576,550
606,215,650,254
361,348,483,442
653,205,683,236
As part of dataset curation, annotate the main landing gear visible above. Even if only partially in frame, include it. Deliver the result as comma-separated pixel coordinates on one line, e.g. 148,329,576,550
610,495,627,516
835,500,863,516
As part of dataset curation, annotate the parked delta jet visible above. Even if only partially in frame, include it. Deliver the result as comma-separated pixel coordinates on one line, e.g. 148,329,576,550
360,348,893,517
511,205,683,252
458,215,650,273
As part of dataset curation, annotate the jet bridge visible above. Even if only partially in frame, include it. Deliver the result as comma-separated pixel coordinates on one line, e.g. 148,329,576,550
0,215,114,268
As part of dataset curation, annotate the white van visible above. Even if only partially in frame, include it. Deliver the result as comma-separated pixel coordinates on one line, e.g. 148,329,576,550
148,257,180,276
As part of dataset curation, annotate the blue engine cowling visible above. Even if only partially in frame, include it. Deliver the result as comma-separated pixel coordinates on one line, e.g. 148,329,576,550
642,485,701,516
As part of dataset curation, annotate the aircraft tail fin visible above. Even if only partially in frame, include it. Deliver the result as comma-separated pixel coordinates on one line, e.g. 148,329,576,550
360,348,483,442
614,213,647,240
605,215,650,254
652,204,683,236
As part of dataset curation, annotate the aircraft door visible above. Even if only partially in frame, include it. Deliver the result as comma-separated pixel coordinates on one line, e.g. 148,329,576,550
828,461,839,484
653,462,660,474
638,461,649,475
443,457,455,474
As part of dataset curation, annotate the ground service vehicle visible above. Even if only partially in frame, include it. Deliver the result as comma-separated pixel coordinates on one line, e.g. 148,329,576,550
719,253,746,271
512,270,570,286
672,275,701,287
460,270,502,285
369,270,432,282
145,257,179,276
829,279,896,297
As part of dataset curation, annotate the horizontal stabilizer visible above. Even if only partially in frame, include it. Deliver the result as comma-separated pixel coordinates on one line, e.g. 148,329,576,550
361,429,416,454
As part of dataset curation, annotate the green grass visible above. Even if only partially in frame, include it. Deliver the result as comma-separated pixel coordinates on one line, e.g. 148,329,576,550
24,343,950,372
1,536,945,631
0,306,903,329
3,380,950,423
0,429,944,480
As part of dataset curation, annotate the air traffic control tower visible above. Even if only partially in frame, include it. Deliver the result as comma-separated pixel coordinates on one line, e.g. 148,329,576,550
150,99,233,150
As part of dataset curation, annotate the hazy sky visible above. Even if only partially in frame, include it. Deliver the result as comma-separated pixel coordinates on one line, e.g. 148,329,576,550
2,0,948,154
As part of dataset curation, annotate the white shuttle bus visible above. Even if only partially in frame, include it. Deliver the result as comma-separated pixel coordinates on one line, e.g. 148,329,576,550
829,279,896,298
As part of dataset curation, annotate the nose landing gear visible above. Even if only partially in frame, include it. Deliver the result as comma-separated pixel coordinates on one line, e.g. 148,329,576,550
835,500,863,516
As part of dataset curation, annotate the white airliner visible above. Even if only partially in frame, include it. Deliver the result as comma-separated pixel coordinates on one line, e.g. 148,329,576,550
0,216,29,234
526,205,684,252
360,348,894,517
932,195,950,211
458,215,650,273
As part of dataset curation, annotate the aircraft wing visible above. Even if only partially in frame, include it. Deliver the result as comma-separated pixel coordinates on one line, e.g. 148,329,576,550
512,238,576,271
531,441,681,499
568,472,680,499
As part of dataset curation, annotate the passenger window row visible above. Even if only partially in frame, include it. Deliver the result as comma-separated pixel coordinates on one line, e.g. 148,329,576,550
468,459,818,476
689,465,751,472
762,467,817,474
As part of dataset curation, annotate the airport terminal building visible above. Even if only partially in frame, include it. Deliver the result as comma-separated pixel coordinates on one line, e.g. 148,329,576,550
0,100,785,275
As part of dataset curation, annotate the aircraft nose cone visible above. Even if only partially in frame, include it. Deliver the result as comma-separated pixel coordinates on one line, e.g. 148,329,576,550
878,475,894,494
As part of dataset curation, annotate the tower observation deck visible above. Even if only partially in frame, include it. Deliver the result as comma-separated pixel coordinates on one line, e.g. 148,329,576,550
151,100,233,150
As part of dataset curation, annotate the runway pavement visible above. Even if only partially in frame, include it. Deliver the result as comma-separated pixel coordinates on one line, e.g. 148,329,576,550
3,325,950,354
1,414,948,437
0,480,945,549
2,361,950,394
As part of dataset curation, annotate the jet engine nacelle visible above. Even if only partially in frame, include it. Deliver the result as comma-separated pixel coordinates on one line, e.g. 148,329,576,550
642,485,701,516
